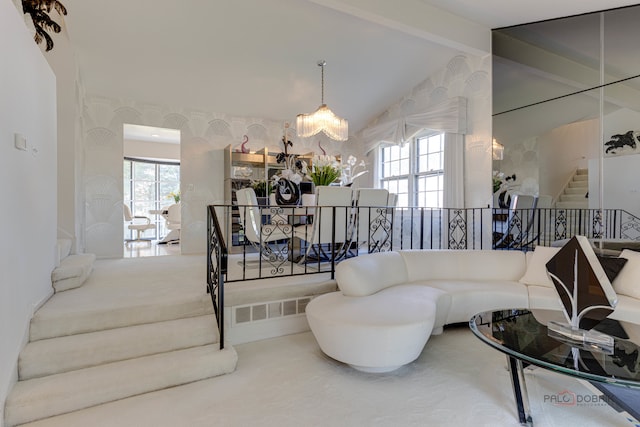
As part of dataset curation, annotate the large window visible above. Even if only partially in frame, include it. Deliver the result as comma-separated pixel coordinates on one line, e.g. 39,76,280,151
124,158,180,240
379,132,444,207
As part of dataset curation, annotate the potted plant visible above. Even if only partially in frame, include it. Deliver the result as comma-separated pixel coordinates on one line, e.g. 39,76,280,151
251,180,271,206
309,155,341,187
167,191,180,203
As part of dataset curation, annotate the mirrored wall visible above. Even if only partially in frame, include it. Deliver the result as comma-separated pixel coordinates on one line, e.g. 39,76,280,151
492,5,640,217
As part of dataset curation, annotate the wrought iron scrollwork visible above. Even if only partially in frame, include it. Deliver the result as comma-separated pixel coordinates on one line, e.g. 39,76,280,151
448,209,468,249
207,206,227,349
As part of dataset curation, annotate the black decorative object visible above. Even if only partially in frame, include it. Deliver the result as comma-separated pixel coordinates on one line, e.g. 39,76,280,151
274,178,300,206
605,130,639,154
22,0,68,52
545,236,619,351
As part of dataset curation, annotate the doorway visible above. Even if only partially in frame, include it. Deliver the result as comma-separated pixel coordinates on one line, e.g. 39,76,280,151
123,124,181,257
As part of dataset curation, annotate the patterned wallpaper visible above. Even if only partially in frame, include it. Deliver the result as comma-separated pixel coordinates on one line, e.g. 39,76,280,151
82,53,491,257
82,97,365,257
357,53,492,208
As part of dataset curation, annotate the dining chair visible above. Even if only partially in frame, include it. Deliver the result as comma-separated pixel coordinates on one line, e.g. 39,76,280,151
352,188,390,252
164,203,181,244
236,188,292,271
493,194,538,249
123,204,155,243
293,186,354,264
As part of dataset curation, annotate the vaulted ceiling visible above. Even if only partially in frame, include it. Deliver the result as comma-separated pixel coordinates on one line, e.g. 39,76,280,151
61,0,640,137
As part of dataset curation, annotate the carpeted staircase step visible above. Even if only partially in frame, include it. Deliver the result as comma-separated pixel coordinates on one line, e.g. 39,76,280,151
19,315,218,380
568,180,588,188
565,187,587,195
29,293,214,341
559,194,587,202
5,344,238,426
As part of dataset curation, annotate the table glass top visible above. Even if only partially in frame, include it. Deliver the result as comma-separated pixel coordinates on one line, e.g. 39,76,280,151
470,309,640,388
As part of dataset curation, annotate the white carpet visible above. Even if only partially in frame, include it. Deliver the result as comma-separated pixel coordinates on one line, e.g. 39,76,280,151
20,327,637,427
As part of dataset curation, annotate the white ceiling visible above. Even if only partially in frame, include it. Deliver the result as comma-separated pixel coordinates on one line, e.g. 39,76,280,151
61,0,640,139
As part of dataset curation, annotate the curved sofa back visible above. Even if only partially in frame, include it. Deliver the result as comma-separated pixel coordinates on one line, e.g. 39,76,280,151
336,252,409,297
399,250,527,283
336,250,527,297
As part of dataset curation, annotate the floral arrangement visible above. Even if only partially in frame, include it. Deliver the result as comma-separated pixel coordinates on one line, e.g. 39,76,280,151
269,133,309,205
271,133,309,186
309,155,341,186
167,191,180,203
341,155,368,186
492,171,516,193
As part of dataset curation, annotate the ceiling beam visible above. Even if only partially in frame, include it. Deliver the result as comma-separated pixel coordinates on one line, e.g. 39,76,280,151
308,0,490,56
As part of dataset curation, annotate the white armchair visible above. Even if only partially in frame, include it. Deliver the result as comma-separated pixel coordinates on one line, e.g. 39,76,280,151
162,203,181,244
123,204,155,243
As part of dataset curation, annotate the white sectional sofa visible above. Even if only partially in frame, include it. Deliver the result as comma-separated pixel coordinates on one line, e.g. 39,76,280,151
305,247,640,372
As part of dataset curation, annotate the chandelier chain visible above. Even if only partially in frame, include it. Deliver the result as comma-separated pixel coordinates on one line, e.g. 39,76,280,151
319,60,325,105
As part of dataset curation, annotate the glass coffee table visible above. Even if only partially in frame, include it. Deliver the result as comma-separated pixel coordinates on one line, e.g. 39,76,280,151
470,309,640,426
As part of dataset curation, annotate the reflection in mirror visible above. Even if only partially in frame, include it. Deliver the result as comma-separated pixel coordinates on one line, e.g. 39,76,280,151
492,5,640,218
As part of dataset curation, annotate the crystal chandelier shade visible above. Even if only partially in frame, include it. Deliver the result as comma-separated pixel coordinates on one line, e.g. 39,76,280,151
296,60,348,142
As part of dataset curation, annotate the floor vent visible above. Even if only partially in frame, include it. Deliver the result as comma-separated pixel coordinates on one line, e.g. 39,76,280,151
233,297,312,325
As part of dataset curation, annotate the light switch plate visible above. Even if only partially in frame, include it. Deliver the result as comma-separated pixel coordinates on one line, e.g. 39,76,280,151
14,133,27,151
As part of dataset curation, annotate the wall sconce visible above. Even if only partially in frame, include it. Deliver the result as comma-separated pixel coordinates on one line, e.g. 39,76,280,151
492,138,504,160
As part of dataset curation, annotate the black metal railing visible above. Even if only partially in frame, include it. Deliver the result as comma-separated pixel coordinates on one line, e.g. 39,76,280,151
207,205,227,350
208,204,640,284
205,203,640,348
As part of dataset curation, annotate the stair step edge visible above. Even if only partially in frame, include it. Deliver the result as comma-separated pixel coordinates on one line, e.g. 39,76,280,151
19,315,219,380
565,188,587,194
6,344,238,427
29,296,214,341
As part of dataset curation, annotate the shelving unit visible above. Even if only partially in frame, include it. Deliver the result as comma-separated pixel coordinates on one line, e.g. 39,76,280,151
223,145,314,251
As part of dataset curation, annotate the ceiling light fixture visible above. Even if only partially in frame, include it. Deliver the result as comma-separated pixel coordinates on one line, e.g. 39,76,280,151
296,60,348,141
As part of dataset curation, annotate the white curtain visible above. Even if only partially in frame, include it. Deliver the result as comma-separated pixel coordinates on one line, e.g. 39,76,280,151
441,133,465,248
443,133,464,208
363,97,467,154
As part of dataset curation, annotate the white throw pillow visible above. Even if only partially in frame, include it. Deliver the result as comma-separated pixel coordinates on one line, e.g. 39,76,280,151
519,246,560,287
612,249,640,299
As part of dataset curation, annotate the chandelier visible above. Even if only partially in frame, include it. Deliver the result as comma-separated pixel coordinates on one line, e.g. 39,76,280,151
296,60,349,141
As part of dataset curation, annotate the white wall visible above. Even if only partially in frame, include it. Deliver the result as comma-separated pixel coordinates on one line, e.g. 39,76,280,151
82,99,364,257
39,18,84,252
495,136,540,196
538,119,597,200
124,139,180,161
358,53,492,208
589,108,640,216
0,0,58,422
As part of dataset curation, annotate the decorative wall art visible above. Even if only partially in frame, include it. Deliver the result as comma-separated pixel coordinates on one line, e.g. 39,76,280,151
604,130,640,156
